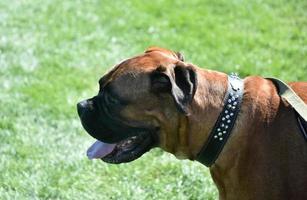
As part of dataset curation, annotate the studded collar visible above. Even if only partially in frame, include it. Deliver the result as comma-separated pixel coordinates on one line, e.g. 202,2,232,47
196,73,244,167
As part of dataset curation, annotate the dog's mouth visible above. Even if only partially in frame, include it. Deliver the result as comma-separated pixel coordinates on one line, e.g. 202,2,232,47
78,97,158,164
87,132,156,164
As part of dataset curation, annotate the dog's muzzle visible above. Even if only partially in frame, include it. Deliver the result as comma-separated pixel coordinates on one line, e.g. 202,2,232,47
77,97,158,164
77,97,131,143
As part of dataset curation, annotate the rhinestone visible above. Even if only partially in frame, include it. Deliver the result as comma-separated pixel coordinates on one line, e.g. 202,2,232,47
223,131,226,134
225,125,229,129
218,132,222,136
227,104,232,109
222,117,225,121
227,119,231,123
233,102,238,106
214,135,218,139
230,113,234,116
231,97,236,101
226,115,230,119
225,110,229,114
232,106,236,110
221,123,225,127
219,137,223,141
217,128,221,131
230,92,234,96
235,94,239,98
228,99,232,103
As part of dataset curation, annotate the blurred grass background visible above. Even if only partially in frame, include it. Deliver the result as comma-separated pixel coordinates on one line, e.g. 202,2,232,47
0,0,306,199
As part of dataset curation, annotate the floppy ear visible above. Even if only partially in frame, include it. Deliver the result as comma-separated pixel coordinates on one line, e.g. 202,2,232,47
151,65,197,114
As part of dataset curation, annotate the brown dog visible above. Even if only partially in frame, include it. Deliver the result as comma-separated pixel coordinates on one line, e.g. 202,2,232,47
77,47,307,200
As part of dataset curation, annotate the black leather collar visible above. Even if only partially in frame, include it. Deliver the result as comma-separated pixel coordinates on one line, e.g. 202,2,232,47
196,73,244,167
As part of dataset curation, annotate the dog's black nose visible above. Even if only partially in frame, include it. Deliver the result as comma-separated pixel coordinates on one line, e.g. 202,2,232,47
77,99,93,117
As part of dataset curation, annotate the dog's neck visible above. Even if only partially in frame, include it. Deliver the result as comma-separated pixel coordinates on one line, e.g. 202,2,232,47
187,70,280,157
187,69,229,158
188,70,287,198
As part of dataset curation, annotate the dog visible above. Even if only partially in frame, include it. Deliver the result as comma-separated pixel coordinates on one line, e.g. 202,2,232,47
77,47,307,200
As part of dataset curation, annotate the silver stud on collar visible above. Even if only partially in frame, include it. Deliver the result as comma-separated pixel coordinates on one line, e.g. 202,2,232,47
215,75,241,140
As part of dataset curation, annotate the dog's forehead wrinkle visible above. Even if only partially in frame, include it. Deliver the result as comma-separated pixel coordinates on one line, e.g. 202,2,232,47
109,73,150,100
107,53,179,82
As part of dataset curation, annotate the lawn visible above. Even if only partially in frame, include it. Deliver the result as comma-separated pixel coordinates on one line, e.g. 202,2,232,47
0,0,306,199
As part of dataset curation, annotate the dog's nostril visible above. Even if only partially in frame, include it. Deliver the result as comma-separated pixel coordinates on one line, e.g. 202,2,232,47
77,100,90,115
77,100,86,107
77,99,95,116
77,101,86,116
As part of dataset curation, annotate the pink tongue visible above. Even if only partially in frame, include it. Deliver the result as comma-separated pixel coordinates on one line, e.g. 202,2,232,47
87,140,116,159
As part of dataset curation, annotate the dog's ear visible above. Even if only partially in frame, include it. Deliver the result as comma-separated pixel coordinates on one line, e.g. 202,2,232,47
151,65,197,114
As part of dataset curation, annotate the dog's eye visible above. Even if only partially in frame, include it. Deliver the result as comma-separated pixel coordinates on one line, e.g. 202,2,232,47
151,73,171,92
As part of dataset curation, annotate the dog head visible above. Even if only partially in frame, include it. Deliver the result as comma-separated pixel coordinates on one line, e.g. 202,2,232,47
77,47,198,163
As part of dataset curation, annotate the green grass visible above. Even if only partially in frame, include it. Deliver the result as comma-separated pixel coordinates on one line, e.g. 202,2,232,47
0,0,306,199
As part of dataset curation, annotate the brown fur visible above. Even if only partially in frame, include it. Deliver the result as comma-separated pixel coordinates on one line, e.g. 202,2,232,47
102,47,307,199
